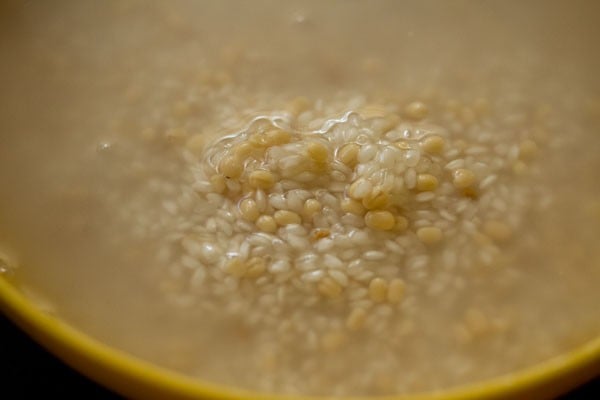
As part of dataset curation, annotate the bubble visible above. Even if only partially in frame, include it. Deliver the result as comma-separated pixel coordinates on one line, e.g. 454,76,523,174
96,141,114,153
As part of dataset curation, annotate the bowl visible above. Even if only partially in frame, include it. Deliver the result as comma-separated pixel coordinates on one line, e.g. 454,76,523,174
1,275,599,399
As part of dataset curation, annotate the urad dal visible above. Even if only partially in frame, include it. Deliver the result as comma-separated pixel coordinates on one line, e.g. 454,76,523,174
0,0,599,397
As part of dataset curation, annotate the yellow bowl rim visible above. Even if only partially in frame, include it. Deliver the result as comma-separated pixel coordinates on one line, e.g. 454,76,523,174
0,275,598,400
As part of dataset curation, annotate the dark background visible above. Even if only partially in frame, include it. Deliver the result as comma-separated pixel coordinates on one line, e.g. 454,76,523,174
0,313,597,399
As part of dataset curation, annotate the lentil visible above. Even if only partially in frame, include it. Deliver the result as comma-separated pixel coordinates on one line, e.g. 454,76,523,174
365,210,396,231
453,168,476,189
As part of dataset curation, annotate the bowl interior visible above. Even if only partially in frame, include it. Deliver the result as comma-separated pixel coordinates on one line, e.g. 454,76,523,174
1,276,599,400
